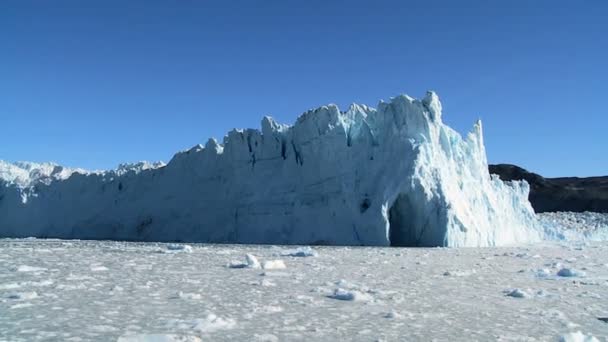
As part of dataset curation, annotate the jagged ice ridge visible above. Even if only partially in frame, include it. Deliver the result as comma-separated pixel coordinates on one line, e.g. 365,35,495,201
0,92,542,247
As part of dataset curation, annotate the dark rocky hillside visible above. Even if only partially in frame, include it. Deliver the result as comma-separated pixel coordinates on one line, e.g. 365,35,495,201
489,164,608,213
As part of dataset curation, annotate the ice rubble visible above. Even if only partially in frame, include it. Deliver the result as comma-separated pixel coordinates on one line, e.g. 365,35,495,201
0,92,543,247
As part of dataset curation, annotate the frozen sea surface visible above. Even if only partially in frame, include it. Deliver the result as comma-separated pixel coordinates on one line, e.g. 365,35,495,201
1,239,608,341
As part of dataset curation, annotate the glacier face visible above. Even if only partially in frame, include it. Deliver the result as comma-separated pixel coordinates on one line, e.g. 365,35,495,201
0,92,541,247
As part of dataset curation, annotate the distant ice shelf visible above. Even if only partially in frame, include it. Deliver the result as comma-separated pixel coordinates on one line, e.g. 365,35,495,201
0,91,543,247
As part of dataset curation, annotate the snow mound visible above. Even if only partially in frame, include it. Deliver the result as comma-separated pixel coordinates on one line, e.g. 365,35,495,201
0,91,545,247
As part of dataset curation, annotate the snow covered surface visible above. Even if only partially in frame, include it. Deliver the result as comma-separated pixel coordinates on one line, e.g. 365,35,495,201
1,238,607,341
0,160,88,188
0,160,164,188
0,92,542,247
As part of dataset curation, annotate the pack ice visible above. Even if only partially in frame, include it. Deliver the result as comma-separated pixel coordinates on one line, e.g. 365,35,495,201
0,92,541,247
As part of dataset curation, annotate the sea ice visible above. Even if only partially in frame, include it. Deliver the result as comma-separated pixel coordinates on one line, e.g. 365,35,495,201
557,268,586,278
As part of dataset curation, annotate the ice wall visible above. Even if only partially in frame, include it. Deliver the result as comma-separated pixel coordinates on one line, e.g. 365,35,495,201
0,92,541,246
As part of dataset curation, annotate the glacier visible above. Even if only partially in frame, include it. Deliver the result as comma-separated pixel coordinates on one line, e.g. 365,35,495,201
0,92,542,247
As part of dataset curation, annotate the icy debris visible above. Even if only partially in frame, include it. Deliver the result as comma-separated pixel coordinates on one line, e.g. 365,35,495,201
540,212,608,242
328,288,373,302
558,331,600,342
262,260,286,270
557,268,586,278
281,247,318,257
229,254,261,269
164,244,193,253
505,288,530,298
117,335,202,342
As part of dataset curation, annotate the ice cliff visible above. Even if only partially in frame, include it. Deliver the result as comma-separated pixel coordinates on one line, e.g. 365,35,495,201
0,92,542,247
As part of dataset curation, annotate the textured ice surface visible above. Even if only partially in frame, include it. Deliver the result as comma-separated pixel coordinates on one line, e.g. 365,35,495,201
1,239,607,341
540,212,608,242
0,92,541,247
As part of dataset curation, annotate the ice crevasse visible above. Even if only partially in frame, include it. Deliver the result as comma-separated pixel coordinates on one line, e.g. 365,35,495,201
0,91,542,247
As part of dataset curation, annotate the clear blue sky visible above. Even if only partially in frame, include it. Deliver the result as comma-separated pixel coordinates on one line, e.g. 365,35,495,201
1,1,606,177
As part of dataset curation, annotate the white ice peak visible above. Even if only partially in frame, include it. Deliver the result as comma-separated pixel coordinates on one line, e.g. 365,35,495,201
0,91,541,247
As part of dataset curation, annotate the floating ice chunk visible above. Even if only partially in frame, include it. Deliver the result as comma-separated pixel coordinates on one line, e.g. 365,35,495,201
228,254,261,269
383,311,404,319
262,260,286,270
328,288,372,301
281,247,318,257
10,302,34,309
117,335,202,342
443,269,476,277
170,291,202,300
165,244,193,253
558,331,599,342
6,291,38,300
246,254,261,268
16,265,47,272
0,283,21,290
557,268,586,278
90,265,109,272
505,288,530,298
